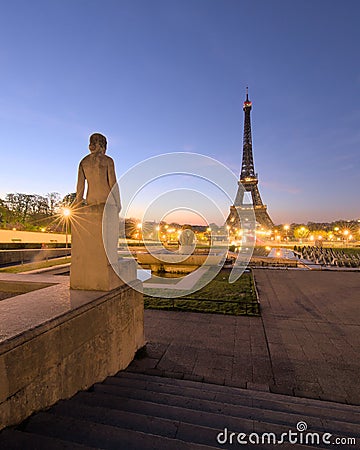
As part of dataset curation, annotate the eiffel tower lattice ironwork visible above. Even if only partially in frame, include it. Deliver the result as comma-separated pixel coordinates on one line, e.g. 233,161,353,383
227,89,274,230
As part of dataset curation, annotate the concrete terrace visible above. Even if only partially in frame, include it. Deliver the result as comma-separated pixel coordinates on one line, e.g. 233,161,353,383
130,270,360,405
1,269,360,448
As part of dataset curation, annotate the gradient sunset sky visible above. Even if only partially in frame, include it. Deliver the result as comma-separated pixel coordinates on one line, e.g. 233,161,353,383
1,0,359,224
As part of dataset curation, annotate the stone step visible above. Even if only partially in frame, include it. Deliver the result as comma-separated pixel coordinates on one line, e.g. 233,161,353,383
22,411,219,450
49,399,180,439
72,390,255,434
0,429,96,449
74,389,357,448
108,374,360,425
1,370,358,449
49,403,249,450
53,393,331,449
93,383,360,437
118,371,360,414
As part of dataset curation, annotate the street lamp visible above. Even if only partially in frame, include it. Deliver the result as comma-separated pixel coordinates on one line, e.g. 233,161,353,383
136,223,142,244
283,224,290,241
62,207,71,249
206,227,212,246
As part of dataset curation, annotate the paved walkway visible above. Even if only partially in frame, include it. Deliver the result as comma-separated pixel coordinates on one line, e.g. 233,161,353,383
127,270,360,405
255,270,360,404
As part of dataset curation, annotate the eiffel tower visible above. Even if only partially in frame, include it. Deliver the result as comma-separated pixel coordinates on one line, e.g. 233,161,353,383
227,88,274,230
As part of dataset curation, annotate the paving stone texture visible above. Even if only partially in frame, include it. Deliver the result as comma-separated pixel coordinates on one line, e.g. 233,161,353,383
129,270,360,405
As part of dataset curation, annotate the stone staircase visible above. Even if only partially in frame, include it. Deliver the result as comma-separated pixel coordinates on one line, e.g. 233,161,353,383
1,371,359,449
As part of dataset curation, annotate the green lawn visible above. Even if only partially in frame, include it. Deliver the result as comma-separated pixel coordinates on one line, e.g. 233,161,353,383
0,257,70,273
144,269,259,316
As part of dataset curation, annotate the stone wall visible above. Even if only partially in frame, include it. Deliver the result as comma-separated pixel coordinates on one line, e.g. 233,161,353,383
0,281,144,430
0,248,71,266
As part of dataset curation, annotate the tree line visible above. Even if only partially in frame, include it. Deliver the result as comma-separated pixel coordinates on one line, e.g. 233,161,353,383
0,192,75,231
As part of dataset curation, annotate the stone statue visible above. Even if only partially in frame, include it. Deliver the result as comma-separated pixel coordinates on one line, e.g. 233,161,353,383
76,133,121,210
179,228,195,247
178,226,195,255
70,133,135,290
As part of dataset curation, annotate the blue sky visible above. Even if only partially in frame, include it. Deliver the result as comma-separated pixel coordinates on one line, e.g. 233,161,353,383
1,0,359,224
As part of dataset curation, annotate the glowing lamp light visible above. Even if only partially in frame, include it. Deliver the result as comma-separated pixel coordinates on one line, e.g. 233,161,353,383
62,207,71,217
61,207,72,249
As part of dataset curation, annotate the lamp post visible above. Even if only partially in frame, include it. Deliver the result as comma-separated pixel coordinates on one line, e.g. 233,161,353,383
136,223,142,244
283,224,290,242
62,207,71,249
206,227,212,246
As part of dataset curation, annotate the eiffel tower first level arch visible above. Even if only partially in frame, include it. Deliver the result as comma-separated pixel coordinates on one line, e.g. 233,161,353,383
227,88,274,230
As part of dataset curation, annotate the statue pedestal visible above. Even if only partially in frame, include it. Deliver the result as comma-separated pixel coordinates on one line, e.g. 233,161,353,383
118,258,137,283
70,204,133,291
178,244,196,255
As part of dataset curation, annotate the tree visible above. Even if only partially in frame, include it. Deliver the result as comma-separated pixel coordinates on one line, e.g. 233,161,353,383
0,198,9,226
62,193,76,206
47,192,61,215
5,193,32,224
2,192,62,230
294,226,309,240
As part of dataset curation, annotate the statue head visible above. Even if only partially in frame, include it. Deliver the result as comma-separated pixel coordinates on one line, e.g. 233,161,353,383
89,133,107,154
